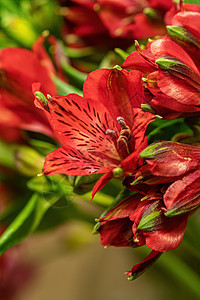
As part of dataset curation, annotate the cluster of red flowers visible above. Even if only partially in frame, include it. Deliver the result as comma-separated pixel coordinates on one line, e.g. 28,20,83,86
1,0,200,282
32,2,200,279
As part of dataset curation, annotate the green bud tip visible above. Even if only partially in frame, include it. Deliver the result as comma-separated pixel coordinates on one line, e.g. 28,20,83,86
47,94,53,101
113,65,122,71
155,114,163,119
134,237,139,243
35,91,49,107
141,103,153,113
42,30,50,38
135,40,140,48
128,275,134,281
113,167,123,178
144,7,158,18
130,176,143,186
95,218,100,222
37,173,43,177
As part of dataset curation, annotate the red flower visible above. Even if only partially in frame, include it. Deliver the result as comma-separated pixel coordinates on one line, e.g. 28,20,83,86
98,192,189,278
60,0,132,49
37,68,155,198
124,38,200,118
138,141,200,216
122,4,200,119
0,43,57,142
60,0,173,49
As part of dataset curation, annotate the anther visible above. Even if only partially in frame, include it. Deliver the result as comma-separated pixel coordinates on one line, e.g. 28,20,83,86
106,129,115,136
47,94,53,101
117,116,127,128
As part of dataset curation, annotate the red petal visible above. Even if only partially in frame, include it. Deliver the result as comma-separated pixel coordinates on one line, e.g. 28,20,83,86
157,68,200,107
130,13,166,40
121,136,148,172
91,172,113,200
130,199,189,252
32,35,56,75
125,250,161,280
150,94,200,119
48,94,120,162
83,68,143,128
0,47,57,100
151,38,199,74
98,218,134,247
172,12,200,40
142,141,200,177
164,170,200,212
144,213,189,252
122,50,157,75
0,88,53,137
100,193,142,221
43,147,116,176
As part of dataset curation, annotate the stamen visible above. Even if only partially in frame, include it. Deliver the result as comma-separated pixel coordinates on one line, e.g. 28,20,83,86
117,116,127,128
116,116,132,158
47,94,53,101
106,129,115,136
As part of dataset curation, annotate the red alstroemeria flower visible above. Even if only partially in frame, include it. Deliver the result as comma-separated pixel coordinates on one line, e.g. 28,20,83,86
60,0,132,49
138,141,200,216
0,42,57,142
37,68,155,198
123,36,200,119
93,0,172,40
60,0,173,49
97,192,189,279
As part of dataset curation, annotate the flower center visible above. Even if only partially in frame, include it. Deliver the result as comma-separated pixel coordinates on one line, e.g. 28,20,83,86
106,116,131,159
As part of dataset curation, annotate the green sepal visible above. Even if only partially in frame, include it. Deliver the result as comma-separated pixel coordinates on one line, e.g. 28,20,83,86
165,203,200,217
52,75,83,96
155,56,188,71
167,26,200,49
137,202,161,231
139,142,169,159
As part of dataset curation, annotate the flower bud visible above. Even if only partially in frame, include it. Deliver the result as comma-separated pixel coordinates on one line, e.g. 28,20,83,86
14,146,44,177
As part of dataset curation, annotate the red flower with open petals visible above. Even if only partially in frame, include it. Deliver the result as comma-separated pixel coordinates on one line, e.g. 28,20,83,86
38,68,155,198
0,44,57,142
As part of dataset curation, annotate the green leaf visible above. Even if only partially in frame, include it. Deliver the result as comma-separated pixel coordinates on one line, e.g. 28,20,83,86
114,48,129,60
64,46,95,58
0,140,15,168
0,192,60,255
27,174,73,195
52,75,83,96
147,118,192,144
61,59,87,88
183,0,200,5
